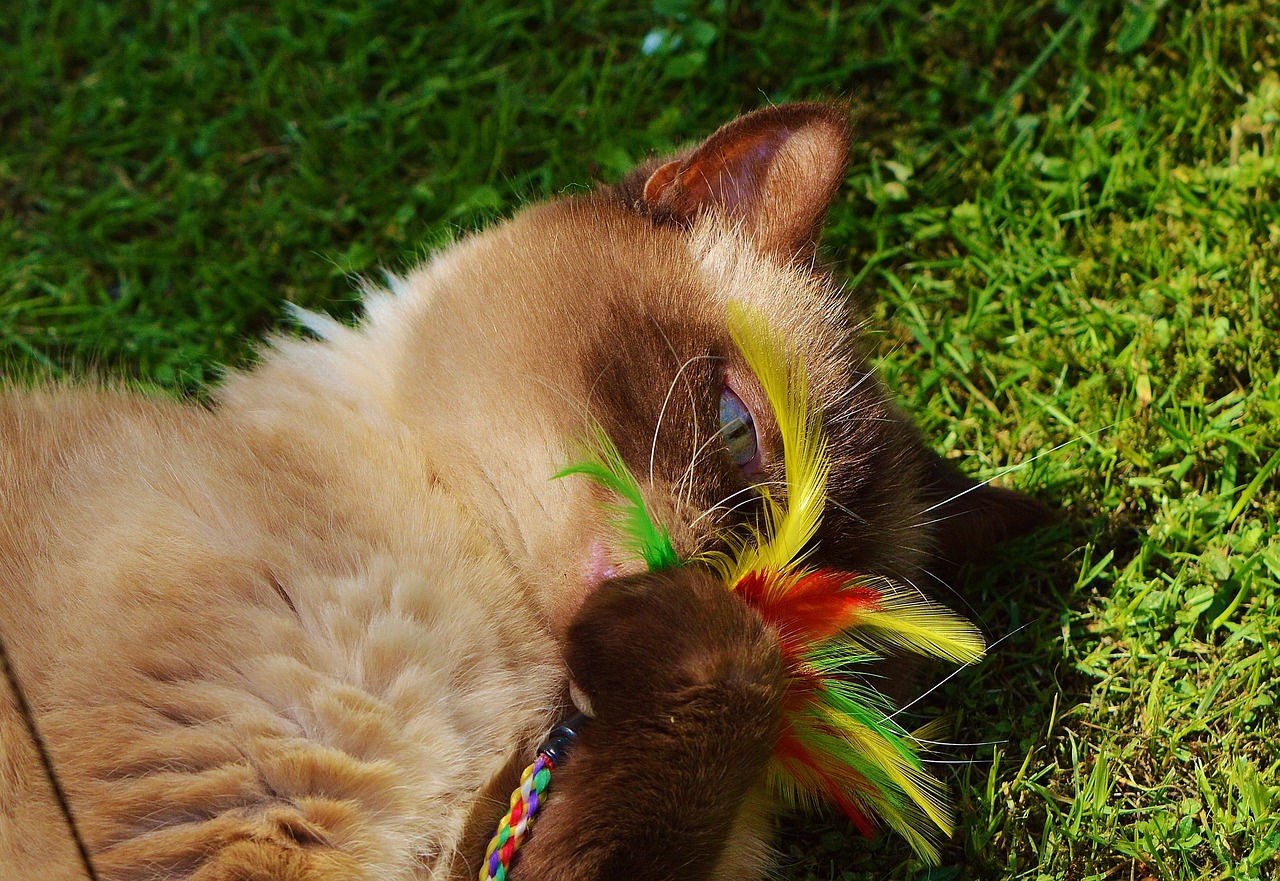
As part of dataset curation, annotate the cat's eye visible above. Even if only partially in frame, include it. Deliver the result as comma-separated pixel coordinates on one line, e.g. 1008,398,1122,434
719,387,759,470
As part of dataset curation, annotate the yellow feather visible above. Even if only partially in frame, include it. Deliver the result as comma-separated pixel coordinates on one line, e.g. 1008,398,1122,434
711,302,987,864
724,302,829,581
855,585,986,665
861,795,943,866
766,748,944,864
817,704,955,834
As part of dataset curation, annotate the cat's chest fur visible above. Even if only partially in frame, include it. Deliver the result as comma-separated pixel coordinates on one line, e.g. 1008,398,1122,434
1,383,562,880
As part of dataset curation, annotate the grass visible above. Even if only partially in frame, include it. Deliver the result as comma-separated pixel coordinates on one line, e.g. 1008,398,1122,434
3,0,1278,878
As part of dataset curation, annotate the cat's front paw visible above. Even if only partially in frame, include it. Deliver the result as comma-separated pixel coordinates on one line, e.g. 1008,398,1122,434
510,571,784,880
564,568,783,724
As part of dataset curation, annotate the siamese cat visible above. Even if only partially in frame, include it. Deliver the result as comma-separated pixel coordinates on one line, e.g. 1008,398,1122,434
0,103,1044,880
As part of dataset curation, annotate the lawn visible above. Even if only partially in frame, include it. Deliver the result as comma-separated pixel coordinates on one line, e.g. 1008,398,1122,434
2,1,1278,879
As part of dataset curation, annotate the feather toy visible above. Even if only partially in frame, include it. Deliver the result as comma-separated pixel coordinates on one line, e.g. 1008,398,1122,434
716,304,983,860
483,303,984,876
568,303,984,863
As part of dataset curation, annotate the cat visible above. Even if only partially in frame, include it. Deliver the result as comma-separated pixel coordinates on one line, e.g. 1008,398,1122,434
0,102,1046,880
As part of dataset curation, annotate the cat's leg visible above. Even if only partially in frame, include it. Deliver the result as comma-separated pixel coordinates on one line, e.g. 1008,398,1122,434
510,569,783,881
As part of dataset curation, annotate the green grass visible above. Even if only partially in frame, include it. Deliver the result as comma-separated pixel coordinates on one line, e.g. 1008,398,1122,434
3,1,1278,878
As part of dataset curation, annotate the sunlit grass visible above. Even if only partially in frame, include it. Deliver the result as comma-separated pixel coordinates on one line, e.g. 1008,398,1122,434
3,1,1277,878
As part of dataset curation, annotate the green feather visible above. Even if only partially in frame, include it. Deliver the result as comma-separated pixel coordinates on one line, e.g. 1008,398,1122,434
555,424,680,571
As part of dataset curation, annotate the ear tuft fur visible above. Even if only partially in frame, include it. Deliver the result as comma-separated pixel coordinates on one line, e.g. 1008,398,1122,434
924,452,1058,565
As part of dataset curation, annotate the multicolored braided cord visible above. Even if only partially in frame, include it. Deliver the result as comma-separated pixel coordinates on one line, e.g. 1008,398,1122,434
480,714,585,881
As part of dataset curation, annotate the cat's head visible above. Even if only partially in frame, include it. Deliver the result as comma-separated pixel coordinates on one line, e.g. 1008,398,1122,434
348,103,1046,636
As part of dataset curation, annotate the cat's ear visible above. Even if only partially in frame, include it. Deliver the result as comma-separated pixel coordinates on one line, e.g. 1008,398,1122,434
621,102,851,260
923,452,1057,564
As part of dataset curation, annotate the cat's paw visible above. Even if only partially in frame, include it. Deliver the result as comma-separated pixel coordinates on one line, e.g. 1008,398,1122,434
564,568,783,723
513,572,784,880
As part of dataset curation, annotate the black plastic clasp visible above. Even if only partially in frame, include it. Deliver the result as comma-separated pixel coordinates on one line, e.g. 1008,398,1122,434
536,712,588,766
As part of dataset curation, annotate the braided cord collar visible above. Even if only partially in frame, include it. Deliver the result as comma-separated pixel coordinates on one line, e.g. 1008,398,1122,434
480,714,585,880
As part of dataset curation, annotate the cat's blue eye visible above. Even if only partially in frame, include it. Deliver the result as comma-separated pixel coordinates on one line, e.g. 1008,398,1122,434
719,387,758,469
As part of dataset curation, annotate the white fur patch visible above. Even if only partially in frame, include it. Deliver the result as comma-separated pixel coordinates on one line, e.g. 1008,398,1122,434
286,302,351,341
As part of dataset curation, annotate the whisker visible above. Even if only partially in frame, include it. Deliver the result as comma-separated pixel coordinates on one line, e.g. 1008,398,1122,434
906,737,1009,749
869,339,908,375
825,496,870,526
673,416,744,511
917,567,955,594
653,322,712,510
881,620,1037,723
0,630,101,880
919,425,1117,516
685,480,790,532
900,569,982,623
675,419,720,513
649,354,719,488
910,508,991,531
913,566,988,625
828,364,880,413
683,425,723,513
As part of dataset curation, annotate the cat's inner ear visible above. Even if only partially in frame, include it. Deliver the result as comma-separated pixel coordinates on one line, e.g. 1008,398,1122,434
631,102,851,260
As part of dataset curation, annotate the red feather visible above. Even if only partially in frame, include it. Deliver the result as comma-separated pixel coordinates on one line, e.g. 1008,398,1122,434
773,725,878,836
734,568,881,657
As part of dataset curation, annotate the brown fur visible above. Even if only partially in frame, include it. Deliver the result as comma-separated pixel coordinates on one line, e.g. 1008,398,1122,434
514,570,784,880
0,104,1046,880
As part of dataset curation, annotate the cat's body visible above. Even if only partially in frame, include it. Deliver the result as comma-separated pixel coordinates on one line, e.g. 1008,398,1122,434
2,379,562,880
0,105,1043,880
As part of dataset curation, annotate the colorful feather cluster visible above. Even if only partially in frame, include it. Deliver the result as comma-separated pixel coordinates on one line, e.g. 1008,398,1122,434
563,303,985,864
